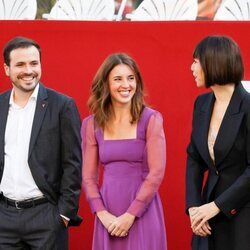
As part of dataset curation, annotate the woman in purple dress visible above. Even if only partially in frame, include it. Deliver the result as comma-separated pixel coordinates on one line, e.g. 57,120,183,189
81,53,167,250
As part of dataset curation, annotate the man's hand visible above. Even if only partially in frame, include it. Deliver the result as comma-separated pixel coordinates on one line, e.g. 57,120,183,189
61,217,69,228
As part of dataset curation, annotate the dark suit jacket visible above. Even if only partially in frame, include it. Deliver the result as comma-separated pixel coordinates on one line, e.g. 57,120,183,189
186,83,250,249
0,84,82,226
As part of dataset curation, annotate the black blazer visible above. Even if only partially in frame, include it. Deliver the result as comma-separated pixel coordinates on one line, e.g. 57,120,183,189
0,84,82,226
186,83,250,249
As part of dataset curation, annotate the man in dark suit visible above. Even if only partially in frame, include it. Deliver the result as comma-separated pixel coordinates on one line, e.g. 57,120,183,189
0,36,82,249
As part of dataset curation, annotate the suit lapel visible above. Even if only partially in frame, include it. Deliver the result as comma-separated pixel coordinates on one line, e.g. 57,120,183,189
193,92,215,167
214,84,246,167
0,91,11,162
28,84,48,157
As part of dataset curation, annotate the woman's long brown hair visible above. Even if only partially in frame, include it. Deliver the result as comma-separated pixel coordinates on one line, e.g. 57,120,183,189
88,53,145,129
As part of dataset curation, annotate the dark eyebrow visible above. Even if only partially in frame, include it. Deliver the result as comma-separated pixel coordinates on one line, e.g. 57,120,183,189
15,61,25,65
15,60,39,65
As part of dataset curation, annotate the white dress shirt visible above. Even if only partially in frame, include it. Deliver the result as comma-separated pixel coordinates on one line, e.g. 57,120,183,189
0,84,43,200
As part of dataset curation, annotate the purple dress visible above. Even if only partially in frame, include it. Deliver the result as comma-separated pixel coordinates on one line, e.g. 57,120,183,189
82,107,167,250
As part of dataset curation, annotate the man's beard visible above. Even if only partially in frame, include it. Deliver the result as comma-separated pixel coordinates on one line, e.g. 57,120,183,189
14,72,39,92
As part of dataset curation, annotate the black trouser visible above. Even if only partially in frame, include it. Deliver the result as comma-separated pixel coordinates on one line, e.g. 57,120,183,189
0,198,68,250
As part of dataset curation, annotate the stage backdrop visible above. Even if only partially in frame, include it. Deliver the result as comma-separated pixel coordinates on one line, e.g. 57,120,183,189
0,21,250,250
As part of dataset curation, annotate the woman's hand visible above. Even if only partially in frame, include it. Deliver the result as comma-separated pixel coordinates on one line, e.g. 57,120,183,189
193,220,211,237
108,212,135,237
189,207,209,236
96,210,117,230
189,202,220,236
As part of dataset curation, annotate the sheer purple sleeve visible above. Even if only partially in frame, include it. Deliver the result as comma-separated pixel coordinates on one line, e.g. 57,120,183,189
127,112,166,217
81,116,106,213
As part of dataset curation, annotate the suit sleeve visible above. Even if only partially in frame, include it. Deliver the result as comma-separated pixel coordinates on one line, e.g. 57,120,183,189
58,98,82,224
214,110,250,218
186,97,208,214
126,112,166,217
81,116,106,213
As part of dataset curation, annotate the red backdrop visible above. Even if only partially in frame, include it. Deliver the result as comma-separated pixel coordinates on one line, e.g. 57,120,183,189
0,21,250,250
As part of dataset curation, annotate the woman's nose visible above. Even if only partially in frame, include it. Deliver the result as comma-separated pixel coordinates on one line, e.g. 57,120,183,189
121,79,129,87
190,63,194,71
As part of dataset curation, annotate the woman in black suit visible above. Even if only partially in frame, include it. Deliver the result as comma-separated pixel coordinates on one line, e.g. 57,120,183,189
186,35,250,250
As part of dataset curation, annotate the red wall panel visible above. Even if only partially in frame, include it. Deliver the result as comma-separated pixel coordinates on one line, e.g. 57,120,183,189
0,21,250,250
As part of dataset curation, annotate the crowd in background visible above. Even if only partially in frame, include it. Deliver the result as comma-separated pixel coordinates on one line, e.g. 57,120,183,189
36,0,222,20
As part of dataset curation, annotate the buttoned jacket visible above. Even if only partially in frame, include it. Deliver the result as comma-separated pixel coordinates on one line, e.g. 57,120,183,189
186,83,250,249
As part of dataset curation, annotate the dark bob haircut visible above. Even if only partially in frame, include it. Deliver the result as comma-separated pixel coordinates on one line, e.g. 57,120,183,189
193,35,244,88
3,36,41,66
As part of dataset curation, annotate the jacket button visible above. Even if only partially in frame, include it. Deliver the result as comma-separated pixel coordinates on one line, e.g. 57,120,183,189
230,209,237,215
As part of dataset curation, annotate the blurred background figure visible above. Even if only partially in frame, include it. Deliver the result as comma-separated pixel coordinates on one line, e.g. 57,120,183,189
197,0,222,20
37,0,56,19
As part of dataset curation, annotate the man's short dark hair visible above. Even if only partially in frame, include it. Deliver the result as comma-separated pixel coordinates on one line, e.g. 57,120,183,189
3,36,41,66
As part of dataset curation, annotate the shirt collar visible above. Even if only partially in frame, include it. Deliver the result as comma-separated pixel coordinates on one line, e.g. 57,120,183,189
9,83,40,106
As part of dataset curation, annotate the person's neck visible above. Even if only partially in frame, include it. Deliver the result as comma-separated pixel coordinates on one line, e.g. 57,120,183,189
211,83,235,103
13,88,33,108
110,105,131,123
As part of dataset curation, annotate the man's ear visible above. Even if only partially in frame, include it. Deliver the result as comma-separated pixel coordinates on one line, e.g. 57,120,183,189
3,63,10,77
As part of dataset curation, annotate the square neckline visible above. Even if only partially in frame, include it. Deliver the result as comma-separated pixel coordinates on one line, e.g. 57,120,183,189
100,108,147,142
101,123,139,142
